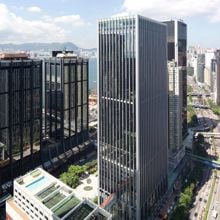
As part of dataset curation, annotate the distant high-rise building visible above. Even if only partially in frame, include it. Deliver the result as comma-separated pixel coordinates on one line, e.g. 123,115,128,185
163,20,187,138
215,50,220,105
43,52,89,164
167,61,185,170
204,51,215,89
197,54,205,83
98,15,168,219
0,53,42,188
210,59,217,93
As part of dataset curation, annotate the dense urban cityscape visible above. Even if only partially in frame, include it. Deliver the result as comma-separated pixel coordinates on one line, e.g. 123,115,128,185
0,1,220,220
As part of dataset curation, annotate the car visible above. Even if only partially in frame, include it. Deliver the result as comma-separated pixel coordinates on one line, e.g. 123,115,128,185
199,198,202,202
212,210,218,219
194,212,198,217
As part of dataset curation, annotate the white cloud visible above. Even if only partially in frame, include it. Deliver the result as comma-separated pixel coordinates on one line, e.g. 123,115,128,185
209,7,220,22
0,3,87,44
118,0,220,22
27,6,42,13
111,11,129,18
45,14,87,27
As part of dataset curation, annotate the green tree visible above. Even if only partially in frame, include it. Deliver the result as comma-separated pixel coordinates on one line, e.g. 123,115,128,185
170,205,186,220
179,193,191,207
93,196,98,204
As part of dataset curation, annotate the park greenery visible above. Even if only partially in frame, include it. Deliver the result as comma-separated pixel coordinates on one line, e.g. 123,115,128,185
170,165,203,220
208,99,220,116
59,160,97,188
187,106,198,127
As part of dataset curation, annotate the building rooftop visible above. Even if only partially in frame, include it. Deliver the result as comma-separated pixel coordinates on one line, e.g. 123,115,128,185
0,52,28,60
7,198,29,220
56,53,78,58
14,168,111,220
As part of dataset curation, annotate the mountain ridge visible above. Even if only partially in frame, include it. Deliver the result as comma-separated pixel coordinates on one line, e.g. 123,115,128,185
0,42,96,51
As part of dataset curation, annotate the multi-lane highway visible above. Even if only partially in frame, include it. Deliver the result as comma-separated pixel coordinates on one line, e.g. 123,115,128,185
207,171,220,220
189,168,212,220
187,77,220,219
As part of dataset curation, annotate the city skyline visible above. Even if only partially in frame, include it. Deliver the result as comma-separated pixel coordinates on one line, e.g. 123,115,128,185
0,0,220,48
2,2,220,219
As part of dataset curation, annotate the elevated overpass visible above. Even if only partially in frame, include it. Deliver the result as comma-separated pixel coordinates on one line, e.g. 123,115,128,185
187,93,210,97
187,153,220,169
188,103,209,109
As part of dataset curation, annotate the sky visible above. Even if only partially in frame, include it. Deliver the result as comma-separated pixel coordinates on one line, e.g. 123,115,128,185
0,0,220,49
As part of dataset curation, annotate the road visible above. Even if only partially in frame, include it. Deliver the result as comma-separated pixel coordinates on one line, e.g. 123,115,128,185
189,168,212,219
207,171,220,220
187,77,220,219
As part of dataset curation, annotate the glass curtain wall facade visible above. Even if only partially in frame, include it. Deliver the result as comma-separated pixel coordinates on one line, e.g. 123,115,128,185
44,57,88,163
0,59,42,188
164,20,187,138
98,15,168,219
167,61,185,171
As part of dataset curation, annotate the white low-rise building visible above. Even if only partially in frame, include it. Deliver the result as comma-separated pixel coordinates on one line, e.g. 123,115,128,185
6,168,112,220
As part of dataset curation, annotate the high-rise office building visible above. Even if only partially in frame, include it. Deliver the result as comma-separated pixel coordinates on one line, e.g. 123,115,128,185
210,58,217,93
167,61,185,170
168,61,182,150
98,15,168,219
215,50,220,105
204,51,216,91
163,20,187,138
0,53,42,189
43,52,89,164
197,54,205,83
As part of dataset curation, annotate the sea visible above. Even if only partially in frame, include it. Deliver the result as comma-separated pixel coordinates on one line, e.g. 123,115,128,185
89,58,97,92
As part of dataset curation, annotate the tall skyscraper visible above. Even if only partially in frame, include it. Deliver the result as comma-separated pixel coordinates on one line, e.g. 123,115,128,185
0,53,42,189
197,54,205,83
204,51,216,91
43,52,89,165
98,15,168,219
168,61,182,151
167,61,185,170
163,20,187,138
215,50,220,105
